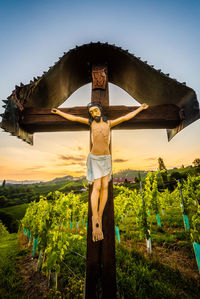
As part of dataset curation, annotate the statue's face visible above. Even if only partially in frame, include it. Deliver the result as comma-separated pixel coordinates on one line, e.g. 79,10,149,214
89,106,101,122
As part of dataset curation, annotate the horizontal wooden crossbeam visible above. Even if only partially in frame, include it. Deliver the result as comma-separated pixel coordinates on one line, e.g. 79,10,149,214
20,104,181,133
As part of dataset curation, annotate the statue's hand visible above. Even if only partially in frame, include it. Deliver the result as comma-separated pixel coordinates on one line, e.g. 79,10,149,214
141,103,149,109
51,108,58,114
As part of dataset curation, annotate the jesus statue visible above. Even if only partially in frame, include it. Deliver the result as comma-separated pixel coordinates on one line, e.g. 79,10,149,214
51,102,148,242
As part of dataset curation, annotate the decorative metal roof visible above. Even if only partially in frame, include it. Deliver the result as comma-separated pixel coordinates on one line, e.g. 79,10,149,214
1,42,199,144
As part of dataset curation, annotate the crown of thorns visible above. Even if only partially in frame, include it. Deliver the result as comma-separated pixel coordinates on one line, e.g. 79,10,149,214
87,102,102,111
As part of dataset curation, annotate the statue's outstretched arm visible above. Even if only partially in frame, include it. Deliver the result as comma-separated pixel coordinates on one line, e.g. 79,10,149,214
51,108,89,125
110,103,149,128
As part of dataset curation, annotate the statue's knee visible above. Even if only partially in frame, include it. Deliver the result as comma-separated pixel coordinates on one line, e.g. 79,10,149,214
101,183,108,191
93,183,101,192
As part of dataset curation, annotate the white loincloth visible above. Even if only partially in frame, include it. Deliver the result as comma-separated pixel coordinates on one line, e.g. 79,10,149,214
86,152,112,185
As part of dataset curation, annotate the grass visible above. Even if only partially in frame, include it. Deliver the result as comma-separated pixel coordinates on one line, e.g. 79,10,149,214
116,243,200,299
114,200,200,298
0,233,24,298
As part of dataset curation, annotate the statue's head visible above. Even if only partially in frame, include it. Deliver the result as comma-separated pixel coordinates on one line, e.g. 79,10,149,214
87,103,107,125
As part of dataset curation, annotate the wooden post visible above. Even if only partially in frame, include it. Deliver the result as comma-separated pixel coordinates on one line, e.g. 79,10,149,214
85,65,117,298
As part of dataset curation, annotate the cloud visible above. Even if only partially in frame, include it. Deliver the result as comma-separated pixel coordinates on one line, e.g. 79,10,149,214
24,166,44,171
73,170,86,174
56,162,86,167
113,159,128,163
58,154,85,161
144,157,157,161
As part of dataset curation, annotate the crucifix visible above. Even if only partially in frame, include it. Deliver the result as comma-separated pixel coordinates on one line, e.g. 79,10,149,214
51,65,147,298
51,67,148,243
1,42,199,299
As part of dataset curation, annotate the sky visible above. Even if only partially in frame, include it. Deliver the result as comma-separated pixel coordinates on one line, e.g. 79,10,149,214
0,0,200,181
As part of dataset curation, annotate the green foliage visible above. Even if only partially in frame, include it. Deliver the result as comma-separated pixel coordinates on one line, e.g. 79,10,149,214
182,175,200,207
170,171,186,182
0,219,9,237
177,179,192,215
191,205,200,243
115,174,200,244
136,198,150,240
144,172,159,214
0,195,8,207
0,185,38,208
158,189,173,209
114,184,150,239
137,171,141,182
17,175,200,297
160,169,168,187
63,276,83,298
21,191,87,275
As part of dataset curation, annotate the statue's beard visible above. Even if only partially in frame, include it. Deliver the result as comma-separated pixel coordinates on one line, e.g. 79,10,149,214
94,116,101,122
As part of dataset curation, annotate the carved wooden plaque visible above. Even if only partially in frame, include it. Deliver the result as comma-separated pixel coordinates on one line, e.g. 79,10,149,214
92,68,107,90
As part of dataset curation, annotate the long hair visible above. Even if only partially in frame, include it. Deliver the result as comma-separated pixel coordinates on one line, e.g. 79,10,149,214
87,103,108,125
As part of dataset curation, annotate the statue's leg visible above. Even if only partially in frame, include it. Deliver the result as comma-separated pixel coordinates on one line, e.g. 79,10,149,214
91,178,104,242
98,173,110,231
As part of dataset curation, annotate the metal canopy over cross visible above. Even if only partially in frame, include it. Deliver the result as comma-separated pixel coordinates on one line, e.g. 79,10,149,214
1,42,199,299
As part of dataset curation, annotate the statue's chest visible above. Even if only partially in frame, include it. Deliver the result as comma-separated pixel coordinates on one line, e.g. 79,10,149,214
91,122,110,139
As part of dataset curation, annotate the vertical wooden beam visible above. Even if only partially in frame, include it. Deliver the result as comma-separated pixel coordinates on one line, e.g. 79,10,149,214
85,65,116,298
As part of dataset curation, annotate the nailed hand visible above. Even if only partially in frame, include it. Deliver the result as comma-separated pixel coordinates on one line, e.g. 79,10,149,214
141,103,149,109
51,108,58,113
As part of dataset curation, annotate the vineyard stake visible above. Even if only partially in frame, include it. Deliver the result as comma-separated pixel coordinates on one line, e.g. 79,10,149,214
178,179,190,230
140,181,151,255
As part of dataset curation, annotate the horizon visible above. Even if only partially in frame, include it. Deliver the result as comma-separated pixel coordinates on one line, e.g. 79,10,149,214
0,164,195,184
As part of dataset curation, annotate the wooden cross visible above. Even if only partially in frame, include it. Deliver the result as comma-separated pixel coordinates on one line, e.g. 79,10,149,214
1,42,199,299
18,65,181,299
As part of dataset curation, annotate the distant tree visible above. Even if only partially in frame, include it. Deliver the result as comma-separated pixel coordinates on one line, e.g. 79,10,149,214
2,180,6,187
158,158,168,188
159,169,168,188
137,171,141,182
158,157,167,171
135,177,139,183
181,164,184,169
193,158,200,167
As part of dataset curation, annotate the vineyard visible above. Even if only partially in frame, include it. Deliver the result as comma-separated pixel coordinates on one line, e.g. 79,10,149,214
4,172,197,298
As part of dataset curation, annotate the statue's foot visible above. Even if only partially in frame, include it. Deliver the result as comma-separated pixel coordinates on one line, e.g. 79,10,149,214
98,214,102,231
92,216,104,242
